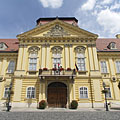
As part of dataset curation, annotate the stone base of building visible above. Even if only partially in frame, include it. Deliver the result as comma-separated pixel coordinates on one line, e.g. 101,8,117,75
78,103,104,108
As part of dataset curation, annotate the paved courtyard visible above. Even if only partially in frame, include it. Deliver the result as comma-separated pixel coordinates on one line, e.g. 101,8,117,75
0,108,120,120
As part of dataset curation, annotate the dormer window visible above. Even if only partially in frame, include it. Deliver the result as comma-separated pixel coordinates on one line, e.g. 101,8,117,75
0,42,8,50
108,42,116,49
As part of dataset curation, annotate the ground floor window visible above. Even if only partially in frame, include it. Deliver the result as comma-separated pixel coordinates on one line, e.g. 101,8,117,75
4,87,10,98
105,88,111,98
79,87,88,98
26,87,36,98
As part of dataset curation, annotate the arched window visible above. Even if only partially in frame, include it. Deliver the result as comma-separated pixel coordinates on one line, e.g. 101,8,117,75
51,46,63,69
28,46,40,71
26,87,36,98
74,46,86,71
108,42,116,49
7,60,15,73
79,87,88,98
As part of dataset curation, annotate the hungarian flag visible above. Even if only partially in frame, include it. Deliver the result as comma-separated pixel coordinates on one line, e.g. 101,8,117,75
75,63,79,71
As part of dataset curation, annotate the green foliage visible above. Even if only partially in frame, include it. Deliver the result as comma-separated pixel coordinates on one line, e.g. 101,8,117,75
70,100,78,109
38,100,47,109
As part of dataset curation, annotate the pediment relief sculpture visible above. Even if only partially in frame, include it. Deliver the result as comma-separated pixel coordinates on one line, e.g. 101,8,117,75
51,46,63,54
43,24,70,37
74,46,86,53
28,46,40,52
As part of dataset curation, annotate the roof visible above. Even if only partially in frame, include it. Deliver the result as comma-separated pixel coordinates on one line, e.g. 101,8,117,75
0,38,120,52
96,38,120,52
0,39,19,52
36,17,78,25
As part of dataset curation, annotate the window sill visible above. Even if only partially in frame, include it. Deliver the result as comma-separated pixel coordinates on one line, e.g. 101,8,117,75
101,73,109,74
27,71,38,74
24,98,36,100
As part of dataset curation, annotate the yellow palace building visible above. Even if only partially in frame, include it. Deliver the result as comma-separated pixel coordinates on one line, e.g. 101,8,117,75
0,17,120,108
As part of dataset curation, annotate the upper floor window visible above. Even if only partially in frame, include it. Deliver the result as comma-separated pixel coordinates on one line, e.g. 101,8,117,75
101,61,107,73
51,46,63,69
116,61,120,73
28,46,40,71
7,60,15,73
26,87,36,99
74,46,86,71
108,42,116,49
79,87,88,99
4,87,10,98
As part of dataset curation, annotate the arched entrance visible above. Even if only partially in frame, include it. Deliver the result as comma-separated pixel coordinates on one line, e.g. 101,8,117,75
47,82,67,108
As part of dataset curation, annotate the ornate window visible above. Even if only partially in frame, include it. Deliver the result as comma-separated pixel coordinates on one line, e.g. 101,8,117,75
0,42,8,50
74,46,86,71
79,87,88,98
4,87,10,98
108,42,116,49
26,87,36,99
101,61,107,73
7,60,15,73
115,61,120,73
51,46,63,69
28,46,40,71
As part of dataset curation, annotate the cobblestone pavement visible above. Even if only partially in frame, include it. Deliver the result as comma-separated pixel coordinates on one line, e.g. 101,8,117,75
0,110,120,120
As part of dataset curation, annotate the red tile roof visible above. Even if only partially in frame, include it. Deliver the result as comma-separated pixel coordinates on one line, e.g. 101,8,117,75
0,38,120,52
96,38,120,52
0,39,19,52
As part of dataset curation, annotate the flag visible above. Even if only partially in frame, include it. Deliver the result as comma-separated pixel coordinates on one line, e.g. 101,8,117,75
75,63,79,71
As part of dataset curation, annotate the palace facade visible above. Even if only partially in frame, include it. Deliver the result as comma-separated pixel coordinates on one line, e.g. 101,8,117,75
0,17,120,108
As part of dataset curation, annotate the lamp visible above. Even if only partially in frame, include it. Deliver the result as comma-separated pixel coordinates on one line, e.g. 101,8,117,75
103,82,109,111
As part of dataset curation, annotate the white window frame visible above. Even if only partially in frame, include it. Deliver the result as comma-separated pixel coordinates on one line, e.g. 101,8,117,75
101,61,108,73
115,61,120,73
77,53,86,71
79,87,88,99
105,87,112,98
4,87,10,98
7,60,15,73
29,52,37,71
53,53,61,68
26,86,36,99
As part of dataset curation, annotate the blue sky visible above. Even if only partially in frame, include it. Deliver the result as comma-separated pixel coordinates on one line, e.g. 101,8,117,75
0,0,120,38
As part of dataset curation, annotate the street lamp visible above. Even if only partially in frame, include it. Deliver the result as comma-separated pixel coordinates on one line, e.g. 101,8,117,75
6,81,12,112
102,82,109,111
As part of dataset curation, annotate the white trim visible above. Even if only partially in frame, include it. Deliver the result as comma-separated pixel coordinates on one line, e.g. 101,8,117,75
79,86,89,99
26,86,36,99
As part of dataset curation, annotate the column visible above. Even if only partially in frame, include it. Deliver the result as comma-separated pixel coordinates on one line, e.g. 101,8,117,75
88,46,94,70
109,58,115,76
39,83,42,101
42,82,45,99
92,46,99,70
1,58,7,76
0,59,2,74
41,44,46,68
46,44,50,69
69,45,74,69
113,82,120,100
22,45,28,70
17,45,24,70
64,44,70,69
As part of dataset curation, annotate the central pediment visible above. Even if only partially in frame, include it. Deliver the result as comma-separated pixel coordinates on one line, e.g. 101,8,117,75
17,19,98,39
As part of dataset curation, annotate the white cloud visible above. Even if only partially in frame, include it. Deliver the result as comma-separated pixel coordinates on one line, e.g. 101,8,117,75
110,2,120,10
97,9,120,34
81,0,96,11
101,0,113,5
39,0,63,8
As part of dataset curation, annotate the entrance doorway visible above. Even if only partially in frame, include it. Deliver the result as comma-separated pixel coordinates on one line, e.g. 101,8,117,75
47,82,67,108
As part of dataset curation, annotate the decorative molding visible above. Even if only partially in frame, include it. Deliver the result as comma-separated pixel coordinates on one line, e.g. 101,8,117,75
51,46,63,54
43,24,70,37
74,46,86,53
28,46,40,52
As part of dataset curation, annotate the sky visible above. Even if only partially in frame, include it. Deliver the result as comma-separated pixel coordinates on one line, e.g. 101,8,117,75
0,0,120,38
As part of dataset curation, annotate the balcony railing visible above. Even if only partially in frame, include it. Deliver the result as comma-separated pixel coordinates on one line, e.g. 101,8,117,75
39,68,76,77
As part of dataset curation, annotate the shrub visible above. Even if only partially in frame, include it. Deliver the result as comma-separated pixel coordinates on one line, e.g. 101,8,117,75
43,68,48,71
52,68,57,71
60,68,64,71
67,68,71,71
70,100,78,109
38,100,47,109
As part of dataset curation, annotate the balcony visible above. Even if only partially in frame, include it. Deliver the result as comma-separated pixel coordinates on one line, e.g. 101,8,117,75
39,68,76,77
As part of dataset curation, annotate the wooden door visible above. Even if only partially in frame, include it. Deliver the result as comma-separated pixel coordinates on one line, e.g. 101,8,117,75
47,82,67,108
